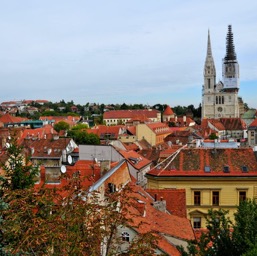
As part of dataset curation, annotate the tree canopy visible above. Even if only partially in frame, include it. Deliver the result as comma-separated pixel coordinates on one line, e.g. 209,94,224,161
179,200,257,256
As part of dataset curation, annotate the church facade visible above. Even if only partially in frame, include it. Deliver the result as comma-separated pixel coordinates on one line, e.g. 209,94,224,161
201,25,244,119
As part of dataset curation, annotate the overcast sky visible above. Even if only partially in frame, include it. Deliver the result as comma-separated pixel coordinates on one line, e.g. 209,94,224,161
0,0,257,108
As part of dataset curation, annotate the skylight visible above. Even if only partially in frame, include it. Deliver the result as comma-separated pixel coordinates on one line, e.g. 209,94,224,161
223,166,230,173
241,166,248,173
204,166,211,173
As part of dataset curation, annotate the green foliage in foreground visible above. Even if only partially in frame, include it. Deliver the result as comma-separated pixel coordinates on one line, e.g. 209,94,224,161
178,200,257,256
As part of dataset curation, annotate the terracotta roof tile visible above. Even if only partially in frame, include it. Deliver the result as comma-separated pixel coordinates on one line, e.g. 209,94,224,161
163,105,174,115
119,150,151,170
126,182,195,241
249,118,257,128
0,113,27,124
146,188,187,218
103,109,160,119
147,148,257,177
220,118,247,130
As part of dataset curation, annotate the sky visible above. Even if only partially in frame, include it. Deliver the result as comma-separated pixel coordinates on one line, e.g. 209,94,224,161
0,0,257,108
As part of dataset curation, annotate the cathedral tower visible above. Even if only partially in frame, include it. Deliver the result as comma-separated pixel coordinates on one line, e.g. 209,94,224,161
201,25,243,119
222,25,240,90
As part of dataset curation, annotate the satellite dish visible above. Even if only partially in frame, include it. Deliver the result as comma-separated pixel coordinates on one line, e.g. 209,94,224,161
60,165,67,174
5,143,10,148
67,155,72,165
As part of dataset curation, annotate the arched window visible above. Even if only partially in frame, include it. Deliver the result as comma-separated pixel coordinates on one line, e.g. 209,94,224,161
216,96,218,104
219,96,221,104
122,231,130,242
222,96,224,104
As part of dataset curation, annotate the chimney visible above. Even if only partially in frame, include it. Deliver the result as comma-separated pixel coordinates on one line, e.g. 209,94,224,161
153,198,166,212
100,160,111,176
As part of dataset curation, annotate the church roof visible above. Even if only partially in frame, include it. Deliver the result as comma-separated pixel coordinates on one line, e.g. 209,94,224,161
163,105,174,115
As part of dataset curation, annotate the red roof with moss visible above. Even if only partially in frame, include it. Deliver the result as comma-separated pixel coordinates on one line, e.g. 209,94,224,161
147,148,257,177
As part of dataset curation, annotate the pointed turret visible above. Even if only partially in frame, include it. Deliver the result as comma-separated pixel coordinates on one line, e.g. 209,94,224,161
203,30,216,91
204,30,216,76
206,30,213,59
224,25,237,62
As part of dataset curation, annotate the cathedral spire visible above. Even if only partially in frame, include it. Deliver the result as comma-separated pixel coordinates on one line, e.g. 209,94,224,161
207,29,213,57
224,25,237,61
204,29,216,76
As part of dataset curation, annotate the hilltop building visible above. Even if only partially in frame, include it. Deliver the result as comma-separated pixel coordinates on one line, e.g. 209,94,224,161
202,25,245,119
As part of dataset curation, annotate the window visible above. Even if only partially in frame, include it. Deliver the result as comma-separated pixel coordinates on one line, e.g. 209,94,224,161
122,231,130,242
212,191,219,206
194,191,201,205
223,166,230,173
239,191,246,203
241,166,248,173
204,166,211,173
193,217,201,229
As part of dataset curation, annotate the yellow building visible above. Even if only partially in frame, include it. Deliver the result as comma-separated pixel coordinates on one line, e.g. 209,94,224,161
136,122,171,146
146,147,257,228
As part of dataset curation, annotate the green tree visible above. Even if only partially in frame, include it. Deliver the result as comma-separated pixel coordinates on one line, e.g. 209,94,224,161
1,137,39,190
233,200,257,255
67,130,100,145
54,121,70,133
179,201,257,256
0,178,158,255
71,123,89,130
178,209,234,256
209,133,218,140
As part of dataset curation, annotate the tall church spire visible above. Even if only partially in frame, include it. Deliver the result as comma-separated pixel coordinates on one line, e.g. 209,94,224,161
204,30,216,73
204,29,216,82
224,25,237,61
207,29,213,58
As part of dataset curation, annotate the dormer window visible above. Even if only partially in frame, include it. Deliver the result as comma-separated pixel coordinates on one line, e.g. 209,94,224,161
204,166,211,173
241,166,248,173
223,166,230,173
122,231,130,242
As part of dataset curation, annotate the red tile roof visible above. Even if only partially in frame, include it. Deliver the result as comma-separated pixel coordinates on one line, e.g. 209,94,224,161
35,160,102,190
126,125,136,135
118,150,151,170
249,118,257,128
146,188,187,218
220,118,247,130
147,148,257,177
20,125,58,141
103,109,160,119
22,137,76,159
0,113,27,124
125,182,195,242
147,122,171,135
87,125,124,139
122,143,139,151
163,105,174,115
40,116,80,126
126,115,152,123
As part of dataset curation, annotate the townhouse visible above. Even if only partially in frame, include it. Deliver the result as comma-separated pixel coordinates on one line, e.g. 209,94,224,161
145,147,257,229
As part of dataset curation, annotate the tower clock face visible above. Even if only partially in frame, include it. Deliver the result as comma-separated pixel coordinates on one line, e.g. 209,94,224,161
218,107,223,112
